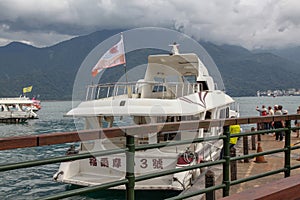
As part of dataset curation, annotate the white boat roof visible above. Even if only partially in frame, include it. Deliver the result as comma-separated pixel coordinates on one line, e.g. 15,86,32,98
66,91,234,117
0,97,35,104
149,53,198,67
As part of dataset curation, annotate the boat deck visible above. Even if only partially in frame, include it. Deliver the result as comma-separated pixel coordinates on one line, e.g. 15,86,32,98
66,172,181,190
65,172,122,186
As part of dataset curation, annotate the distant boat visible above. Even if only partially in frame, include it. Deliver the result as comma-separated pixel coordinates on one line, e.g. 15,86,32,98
0,97,40,123
23,97,41,112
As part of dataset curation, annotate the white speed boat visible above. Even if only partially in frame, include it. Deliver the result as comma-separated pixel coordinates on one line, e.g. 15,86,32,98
54,43,238,190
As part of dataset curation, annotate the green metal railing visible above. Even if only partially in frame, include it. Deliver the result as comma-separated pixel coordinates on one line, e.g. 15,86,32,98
1,115,300,200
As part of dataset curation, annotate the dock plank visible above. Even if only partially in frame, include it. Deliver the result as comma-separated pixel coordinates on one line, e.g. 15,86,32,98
219,173,300,200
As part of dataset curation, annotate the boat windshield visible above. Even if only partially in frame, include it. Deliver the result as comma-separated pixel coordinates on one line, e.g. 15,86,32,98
182,75,196,83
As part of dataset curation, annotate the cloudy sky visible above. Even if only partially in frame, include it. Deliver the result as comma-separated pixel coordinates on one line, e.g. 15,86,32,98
0,0,299,49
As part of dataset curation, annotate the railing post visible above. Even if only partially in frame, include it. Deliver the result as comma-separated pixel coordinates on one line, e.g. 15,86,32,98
222,125,230,197
256,123,261,141
257,132,261,141
126,135,135,200
205,169,216,200
243,136,249,163
284,120,291,178
251,127,256,150
230,147,237,181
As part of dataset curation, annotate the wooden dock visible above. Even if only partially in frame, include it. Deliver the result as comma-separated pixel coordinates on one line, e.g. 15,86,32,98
180,131,300,200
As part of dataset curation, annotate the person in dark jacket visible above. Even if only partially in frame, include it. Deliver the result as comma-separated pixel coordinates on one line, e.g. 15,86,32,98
273,105,284,141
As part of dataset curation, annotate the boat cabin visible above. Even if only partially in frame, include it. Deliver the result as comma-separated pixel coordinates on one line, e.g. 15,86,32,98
85,48,215,101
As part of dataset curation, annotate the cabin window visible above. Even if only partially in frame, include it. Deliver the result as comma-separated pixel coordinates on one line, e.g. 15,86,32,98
219,107,229,118
205,111,212,120
133,116,151,125
175,116,181,122
166,132,181,141
226,107,229,118
198,81,209,91
192,114,200,120
157,116,167,123
217,107,229,133
152,77,166,93
219,108,228,119
166,75,179,83
152,85,166,92
120,101,126,106
166,116,174,122
181,115,200,121
204,111,212,132
181,116,189,121
159,132,181,142
182,75,196,83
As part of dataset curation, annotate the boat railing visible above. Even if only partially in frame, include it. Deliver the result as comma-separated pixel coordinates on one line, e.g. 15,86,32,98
86,81,204,100
85,82,137,100
0,97,29,101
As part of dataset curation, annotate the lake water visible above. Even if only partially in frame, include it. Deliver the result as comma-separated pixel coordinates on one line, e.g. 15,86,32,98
0,96,299,199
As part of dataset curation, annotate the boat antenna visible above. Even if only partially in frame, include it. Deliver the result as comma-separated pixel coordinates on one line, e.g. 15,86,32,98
169,42,179,55
122,33,132,97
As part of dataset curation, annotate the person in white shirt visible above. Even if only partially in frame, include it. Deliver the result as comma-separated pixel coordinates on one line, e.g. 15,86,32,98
268,106,274,131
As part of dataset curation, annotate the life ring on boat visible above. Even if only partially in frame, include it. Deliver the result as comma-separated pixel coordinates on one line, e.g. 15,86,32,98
177,150,196,165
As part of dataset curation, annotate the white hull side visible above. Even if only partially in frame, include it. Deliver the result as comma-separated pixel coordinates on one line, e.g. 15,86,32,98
54,149,186,190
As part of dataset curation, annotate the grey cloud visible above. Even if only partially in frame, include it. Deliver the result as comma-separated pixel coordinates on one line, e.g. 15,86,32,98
0,0,299,49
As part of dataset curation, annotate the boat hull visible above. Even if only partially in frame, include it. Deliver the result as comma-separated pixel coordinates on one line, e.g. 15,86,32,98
54,149,190,190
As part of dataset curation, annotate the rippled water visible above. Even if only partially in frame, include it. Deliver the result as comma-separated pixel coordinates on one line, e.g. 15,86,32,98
0,101,81,200
0,97,299,199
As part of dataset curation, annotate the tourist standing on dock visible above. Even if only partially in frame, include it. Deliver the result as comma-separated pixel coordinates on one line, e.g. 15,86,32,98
256,105,268,130
283,110,290,138
273,105,284,141
268,106,274,131
256,105,268,116
268,106,274,116
220,117,241,159
229,123,241,148
295,106,300,138
274,105,278,113
277,105,283,115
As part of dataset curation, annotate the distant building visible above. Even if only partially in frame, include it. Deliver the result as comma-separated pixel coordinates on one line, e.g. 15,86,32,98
256,88,300,96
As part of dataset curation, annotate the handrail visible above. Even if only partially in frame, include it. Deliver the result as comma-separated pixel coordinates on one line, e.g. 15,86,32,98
1,115,299,150
1,114,300,200
0,148,127,172
85,81,204,100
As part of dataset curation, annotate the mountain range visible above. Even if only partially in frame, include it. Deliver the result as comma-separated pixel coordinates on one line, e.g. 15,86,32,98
0,30,299,100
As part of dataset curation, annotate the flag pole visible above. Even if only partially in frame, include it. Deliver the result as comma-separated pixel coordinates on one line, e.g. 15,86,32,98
121,33,132,97
121,33,128,83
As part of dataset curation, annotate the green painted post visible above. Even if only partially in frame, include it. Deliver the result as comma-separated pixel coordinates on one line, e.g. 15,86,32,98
284,120,291,178
126,135,135,200
222,125,230,197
